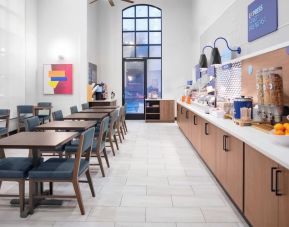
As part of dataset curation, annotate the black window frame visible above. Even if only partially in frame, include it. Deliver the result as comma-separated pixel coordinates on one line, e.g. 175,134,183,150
122,4,162,100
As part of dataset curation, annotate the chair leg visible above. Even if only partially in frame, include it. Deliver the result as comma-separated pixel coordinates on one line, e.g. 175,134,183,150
120,126,125,140
72,180,85,215
109,134,115,156
96,152,105,177
85,170,95,197
117,128,122,143
113,135,119,150
29,180,35,214
124,120,128,132
122,122,127,134
102,148,110,168
19,180,25,218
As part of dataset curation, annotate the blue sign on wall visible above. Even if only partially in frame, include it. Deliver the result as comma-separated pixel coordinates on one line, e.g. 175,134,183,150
248,0,278,42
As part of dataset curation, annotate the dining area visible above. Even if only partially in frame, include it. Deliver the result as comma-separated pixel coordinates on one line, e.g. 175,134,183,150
0,103,128,218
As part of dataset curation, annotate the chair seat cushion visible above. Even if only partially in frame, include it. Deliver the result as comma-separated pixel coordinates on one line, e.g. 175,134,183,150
0,127,8,135
0,158,35,179
65,140,97,154
29,158,89,180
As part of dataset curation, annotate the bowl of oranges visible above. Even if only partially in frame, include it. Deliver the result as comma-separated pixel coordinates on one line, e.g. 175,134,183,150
270,123,289,146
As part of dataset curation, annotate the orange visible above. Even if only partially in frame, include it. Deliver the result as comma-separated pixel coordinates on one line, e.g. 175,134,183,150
286,132,289,136
274,130,285,135
274,123,285,131
283,123,289,130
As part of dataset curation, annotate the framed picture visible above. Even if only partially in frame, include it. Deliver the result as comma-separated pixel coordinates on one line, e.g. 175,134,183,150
43,64,73,95
88,63,97,84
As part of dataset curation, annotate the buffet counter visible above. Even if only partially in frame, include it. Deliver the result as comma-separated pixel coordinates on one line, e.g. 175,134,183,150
178,101,289,169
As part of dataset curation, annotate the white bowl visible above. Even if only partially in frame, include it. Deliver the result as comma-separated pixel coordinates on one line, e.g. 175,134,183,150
270,130,289,146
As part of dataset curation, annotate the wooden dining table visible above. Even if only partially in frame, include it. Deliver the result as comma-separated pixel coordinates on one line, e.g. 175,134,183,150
35,120,97,131
0,131,78,217
80,108,115,114
91,106,119,109
64,112,108,121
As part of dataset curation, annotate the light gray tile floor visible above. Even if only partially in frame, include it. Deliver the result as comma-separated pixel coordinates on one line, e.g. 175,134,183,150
0,121,248,227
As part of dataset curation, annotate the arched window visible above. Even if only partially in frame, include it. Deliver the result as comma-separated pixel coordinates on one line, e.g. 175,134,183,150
122,5,162,118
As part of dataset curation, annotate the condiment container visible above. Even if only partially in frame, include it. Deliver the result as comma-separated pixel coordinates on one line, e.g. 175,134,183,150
256,69,264,105
269,67,283,106
263,69,271,105
233,96,253,120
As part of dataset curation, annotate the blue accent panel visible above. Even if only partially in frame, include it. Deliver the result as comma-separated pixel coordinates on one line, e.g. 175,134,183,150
247,65,254,75
51,77,67,81
248,0,278,42
222,64,232,71
195,65,201,80
207,66,215,77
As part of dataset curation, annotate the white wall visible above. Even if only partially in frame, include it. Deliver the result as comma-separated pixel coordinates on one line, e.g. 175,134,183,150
191,0,236,78
37,0,87,115
89,0,193,104
88,1,98,65
200,0,289,57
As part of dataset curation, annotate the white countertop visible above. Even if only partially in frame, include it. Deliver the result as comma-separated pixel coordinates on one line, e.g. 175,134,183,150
178,101,289,169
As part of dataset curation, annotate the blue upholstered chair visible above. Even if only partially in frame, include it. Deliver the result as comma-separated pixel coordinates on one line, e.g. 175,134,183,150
36,102,52,124
0,156,36,217
52,110,64,121
70,106,78,114
106,109,119,155
81,103,89,110
28,127,96,215
24,117,64,158
17,105,34,132
0,109,10,137
24,116,40,132
65,116,110,177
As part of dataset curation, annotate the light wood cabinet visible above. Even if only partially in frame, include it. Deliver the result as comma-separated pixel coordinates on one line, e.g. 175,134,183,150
245,145,289,227
145,100,175,123
201,121,217,172
216,129,243,210
160,100,175,122
245,144,279,227
190,113,202,152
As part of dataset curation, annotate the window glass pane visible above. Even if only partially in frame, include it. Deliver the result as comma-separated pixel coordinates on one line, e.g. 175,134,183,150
123,46,135,58
123,7,135,17
136,46,148,57
136,32,148,44
147,59,161,99
149,46,161,57
123,19,135,31
136,19,148,31
149,32,161,44
136,5,148,17
149,7,161,17
149,19,161,31
123,32,135,45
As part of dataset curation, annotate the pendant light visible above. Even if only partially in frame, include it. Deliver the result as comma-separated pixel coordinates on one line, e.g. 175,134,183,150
210,37,241,65
198,45,213,69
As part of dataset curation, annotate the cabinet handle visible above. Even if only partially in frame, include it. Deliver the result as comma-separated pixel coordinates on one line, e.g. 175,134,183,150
271,167,277,192
193,115,197,125
223,135,229,152
275,170,283,196
205,123,209,135
186,111,189,119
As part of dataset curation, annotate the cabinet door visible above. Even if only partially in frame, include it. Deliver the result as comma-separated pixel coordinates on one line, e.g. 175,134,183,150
201,121,217,172
177,104,180,125
179,106,184,132
215,129,228,185
277,166,289,227
244,144,278,227
160,101,174,122
191,114,202,153
225,135,244,210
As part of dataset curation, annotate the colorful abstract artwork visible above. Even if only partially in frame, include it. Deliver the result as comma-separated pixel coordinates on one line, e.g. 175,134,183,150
44,64,73,95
